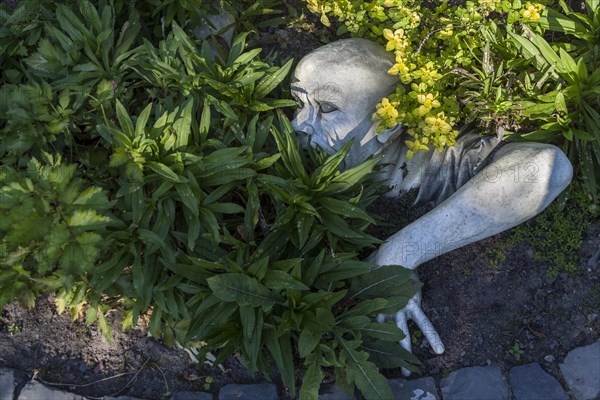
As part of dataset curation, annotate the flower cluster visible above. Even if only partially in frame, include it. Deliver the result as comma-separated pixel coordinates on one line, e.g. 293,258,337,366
374,97,400,130
307,0,544,157
522,3,544,22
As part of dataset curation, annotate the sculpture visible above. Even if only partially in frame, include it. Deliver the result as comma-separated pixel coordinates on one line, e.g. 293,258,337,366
290,38,573,374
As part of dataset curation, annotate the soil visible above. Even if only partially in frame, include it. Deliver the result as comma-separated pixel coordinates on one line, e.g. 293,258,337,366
369,195,600,384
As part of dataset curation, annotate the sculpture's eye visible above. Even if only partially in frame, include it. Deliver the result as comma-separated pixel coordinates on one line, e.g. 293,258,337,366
319,102,338,113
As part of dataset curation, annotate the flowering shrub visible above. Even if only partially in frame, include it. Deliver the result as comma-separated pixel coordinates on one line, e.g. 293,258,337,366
305,0,600,201
306,0,545,157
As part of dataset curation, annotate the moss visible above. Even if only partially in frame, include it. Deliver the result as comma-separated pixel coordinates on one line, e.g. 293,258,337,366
503,184,598,276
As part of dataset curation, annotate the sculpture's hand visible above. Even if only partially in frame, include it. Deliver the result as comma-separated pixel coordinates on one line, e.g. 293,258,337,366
377,283,444,376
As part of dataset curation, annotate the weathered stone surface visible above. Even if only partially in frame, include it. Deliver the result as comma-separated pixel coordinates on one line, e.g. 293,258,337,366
168,392,213,400
0,368,20,400
509,363,568,400
439,366,510,400
18,381,85,400
318,384,356,399
218,383,278,400
559,341,600,400
388,377,440,400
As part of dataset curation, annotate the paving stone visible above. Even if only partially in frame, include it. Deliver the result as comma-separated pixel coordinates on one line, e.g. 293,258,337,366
388,377,440,400
439,366,510,400
18,381,85,400
168,392,213,400
509,362,568,400
218,383,277,400
318,383,356,399
0,368,19,400
559,341,600,400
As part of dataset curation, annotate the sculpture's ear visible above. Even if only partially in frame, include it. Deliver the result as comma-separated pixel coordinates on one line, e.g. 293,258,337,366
377,123,403,144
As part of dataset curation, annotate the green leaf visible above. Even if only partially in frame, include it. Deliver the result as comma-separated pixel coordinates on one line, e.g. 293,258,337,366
232,48,262,69
201,168,256,186
350,265,417,300
138,228,165,249
327,157,380,193
173,98,193,149
254,59,293,100
302,250,325,286
147,162,188,183
540,7,589,37
176,183,199,216
340,339,392,400
207,273,282,308
265,331,296,395
298,328,322,358
319,197,375,223
97,310,113,342
263,270,309,291
135,103,152,138
199,99,211,143
149,306,162,338
299,355,324,400
116,99,134,139
361,322,405,341
227,32,250,68
362,341,421,371
240,304,256,341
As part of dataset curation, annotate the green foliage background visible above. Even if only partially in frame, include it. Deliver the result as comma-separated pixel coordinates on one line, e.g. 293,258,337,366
0,1,421,399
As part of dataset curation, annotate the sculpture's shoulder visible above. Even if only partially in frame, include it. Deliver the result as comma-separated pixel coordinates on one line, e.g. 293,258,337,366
415,128,502,205
383,128,502,205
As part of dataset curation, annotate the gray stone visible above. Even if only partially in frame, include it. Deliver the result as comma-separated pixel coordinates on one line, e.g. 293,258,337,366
559,341,600,400
103,396,146,400
18,381,85,400
218,383,277,400
439,366,510,400
388,377,440,400
509,362,568,400
169,392,213,400
318,384,356,399
1,368,19,400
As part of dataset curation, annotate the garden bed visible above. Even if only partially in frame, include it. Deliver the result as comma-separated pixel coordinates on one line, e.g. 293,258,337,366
1,199,598,399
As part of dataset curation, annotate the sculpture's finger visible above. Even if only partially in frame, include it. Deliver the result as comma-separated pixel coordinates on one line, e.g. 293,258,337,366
395,311,412,377
411,306,445,354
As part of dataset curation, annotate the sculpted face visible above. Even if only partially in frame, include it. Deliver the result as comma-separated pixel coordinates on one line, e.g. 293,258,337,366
291,39,398,167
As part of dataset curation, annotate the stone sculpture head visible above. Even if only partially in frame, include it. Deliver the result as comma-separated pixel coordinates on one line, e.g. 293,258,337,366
291,38,399,168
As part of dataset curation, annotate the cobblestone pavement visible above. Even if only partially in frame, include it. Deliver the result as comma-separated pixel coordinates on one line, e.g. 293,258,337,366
1,341,598,400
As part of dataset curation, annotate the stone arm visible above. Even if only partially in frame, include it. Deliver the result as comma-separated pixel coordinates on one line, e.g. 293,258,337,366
371,143,573,270
369,143,572,375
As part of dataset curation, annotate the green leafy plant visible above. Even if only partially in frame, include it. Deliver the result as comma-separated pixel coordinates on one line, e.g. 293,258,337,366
507,1,600,201
0,1,420,399
508,341,524,361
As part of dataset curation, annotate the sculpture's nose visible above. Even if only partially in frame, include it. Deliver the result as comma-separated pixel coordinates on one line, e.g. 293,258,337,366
291,106,315,148
291,105,310,132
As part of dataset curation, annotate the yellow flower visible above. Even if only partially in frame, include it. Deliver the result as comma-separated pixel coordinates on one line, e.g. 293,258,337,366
383,28,408,52
522,3,543,22
416,93,441,109
389,61,410,76
375,97,399,121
